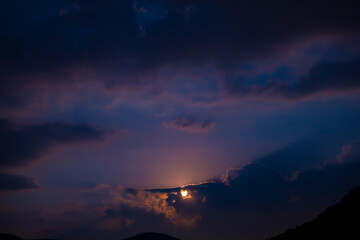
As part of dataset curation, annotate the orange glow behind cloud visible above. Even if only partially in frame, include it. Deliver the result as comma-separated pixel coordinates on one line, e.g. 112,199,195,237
108,187,199,226
181,189,192,199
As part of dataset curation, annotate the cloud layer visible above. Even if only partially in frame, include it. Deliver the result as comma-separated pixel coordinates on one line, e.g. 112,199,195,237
2,140,360,240
163,117,215,133
1,1,360,239
0,118,105,169
225,58,360,100
0,173,39,191
1,0,360,114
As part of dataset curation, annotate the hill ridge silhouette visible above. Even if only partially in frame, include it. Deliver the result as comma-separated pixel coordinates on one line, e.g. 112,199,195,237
119,232,180,240
267,185,360,239
0,233,58,240
2,186,360,240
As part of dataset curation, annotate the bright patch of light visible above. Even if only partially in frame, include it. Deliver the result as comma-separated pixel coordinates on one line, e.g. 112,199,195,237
181,189,192,199
181,190,188,197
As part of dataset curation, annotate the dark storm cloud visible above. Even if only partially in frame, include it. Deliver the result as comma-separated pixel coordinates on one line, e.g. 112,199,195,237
135,0,360,71
0,118,105,169
173,142,360,240
1,0,360,108
225,58,360,100
119,141,360,239
2,140,360,240
0,173,39,191
163,117,215,133
255,141,332,175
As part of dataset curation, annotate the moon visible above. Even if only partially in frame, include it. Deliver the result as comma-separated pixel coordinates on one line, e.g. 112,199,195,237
181,190,188,197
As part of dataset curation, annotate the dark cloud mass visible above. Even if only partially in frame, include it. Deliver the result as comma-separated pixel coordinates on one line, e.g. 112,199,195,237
226,58,360,100
0,0,360,108
1,141,360,240
1,1,360,240
0,173,39,191
0,118,105,169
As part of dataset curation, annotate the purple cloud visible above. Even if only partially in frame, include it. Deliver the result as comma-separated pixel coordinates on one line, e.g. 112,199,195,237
163,117,215,133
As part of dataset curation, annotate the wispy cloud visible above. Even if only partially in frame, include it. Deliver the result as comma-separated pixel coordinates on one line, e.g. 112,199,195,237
163,117,215,133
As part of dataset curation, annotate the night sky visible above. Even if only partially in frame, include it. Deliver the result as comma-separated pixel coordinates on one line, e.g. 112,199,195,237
1,1,360,240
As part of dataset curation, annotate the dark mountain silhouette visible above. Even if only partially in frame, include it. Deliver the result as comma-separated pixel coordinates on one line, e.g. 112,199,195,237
0,233,57,240
0,233,23,240
119,232,180,240
29,239,58,240
0,232,180,240
267,185,360,240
